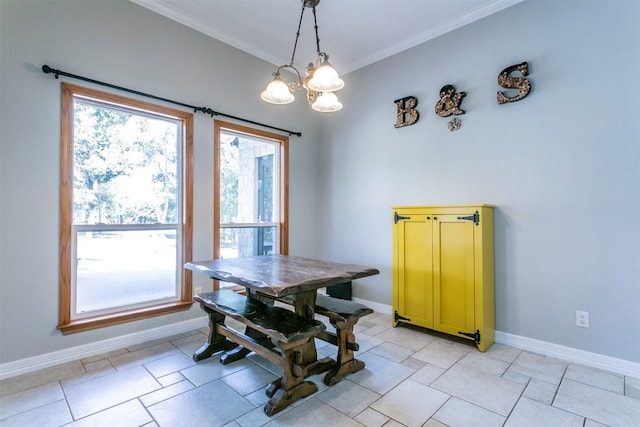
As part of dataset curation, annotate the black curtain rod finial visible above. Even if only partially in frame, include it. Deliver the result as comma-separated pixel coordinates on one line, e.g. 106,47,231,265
42,64,60,79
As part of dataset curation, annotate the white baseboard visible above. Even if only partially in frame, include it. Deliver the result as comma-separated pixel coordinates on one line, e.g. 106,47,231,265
0,316,209,381
2,299,638,381
354,299,639,378
495,331,640,378
353,296,392,315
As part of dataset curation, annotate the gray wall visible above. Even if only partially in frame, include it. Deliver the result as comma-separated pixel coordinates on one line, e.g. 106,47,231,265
1,0,639,367
0,0,320,364
317,0,640,363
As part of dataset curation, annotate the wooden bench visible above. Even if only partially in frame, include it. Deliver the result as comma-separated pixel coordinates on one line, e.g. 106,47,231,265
277,293,373,385
193,289,326,416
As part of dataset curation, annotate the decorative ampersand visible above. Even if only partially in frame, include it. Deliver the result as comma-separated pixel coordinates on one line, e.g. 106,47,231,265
435,85,466,117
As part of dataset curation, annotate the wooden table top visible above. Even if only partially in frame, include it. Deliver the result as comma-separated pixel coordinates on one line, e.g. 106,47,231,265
185,255,379,297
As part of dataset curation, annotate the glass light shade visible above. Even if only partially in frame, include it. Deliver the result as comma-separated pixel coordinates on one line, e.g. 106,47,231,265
260,75,294,104
311,92,343,113
307,60,344,93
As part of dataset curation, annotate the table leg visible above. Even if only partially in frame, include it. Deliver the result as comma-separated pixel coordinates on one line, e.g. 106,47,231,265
290,290,335,376
291,290,318,360
263,339,318,416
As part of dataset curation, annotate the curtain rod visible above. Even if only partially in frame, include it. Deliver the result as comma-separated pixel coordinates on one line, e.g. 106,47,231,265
41,65,302,137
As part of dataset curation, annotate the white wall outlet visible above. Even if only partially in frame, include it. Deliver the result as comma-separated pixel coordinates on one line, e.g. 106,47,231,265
194,287,202,295
576,310,589,328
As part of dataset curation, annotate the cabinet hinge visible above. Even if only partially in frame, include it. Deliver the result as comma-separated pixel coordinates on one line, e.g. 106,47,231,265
394,212,411,224
457,210,480,226
458,329,481,346
394,311,411,323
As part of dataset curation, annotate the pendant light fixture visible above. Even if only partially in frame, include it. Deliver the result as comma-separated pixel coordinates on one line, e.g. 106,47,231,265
260,0,343,112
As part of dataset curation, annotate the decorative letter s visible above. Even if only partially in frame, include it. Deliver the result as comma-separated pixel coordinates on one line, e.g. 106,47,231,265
394,96,419,128
497,62,531,104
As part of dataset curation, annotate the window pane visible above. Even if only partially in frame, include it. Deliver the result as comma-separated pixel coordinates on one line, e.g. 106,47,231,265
219,132,276,224
73,101,179,225
214,120,287,278
219,226,276,259
76,230,177,314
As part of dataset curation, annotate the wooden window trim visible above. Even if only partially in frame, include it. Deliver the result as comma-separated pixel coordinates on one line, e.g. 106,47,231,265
58,83,194,334
213,120,289,290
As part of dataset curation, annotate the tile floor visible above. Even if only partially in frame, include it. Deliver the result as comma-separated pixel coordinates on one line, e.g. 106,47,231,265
1,311,639,427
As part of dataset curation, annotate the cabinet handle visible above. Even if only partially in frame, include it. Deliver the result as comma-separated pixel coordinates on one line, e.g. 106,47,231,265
434,216,438,220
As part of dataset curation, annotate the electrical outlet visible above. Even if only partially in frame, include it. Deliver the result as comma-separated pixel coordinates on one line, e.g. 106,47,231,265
194,287,202,295
576,310,589,328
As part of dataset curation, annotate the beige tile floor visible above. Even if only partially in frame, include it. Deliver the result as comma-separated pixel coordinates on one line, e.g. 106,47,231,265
1,312,639,427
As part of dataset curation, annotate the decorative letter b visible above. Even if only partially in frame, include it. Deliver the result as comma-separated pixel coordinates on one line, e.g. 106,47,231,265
394,96,419,128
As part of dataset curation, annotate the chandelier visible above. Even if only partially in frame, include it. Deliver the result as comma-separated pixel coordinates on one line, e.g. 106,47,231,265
260,0,344,113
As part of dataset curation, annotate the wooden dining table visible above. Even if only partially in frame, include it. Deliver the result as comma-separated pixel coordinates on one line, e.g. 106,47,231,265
185,254,379,369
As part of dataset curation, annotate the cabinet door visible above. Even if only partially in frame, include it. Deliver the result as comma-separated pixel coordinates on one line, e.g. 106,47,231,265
395,215,433,328
433,214,475,337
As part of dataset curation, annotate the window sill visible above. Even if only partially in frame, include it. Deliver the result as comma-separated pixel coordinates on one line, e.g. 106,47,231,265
58,300,194,335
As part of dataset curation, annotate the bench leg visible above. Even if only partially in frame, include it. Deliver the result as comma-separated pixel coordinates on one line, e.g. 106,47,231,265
323,319,365,386
263,341,318,416
193,307,238,362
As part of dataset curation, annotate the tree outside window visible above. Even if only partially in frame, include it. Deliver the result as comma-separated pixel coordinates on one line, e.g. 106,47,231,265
59,83,193,334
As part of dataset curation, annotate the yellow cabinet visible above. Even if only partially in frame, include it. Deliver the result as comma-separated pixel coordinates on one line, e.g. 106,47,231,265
392,205,495,351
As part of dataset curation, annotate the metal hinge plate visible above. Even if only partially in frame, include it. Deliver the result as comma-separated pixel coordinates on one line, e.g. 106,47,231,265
394,212,411,224
458,329,481,346
394,311,411,322
457,210,480,226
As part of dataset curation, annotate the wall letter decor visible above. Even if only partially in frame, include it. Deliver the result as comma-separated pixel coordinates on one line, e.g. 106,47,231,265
394,96,419,128
435,84,466,117
497,62,531,104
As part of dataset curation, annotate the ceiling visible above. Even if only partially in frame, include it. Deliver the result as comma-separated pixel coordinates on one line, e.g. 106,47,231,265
131,0,524,75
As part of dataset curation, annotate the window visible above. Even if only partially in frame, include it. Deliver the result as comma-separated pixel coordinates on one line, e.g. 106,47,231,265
214,121,288,288
59,83,193,334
